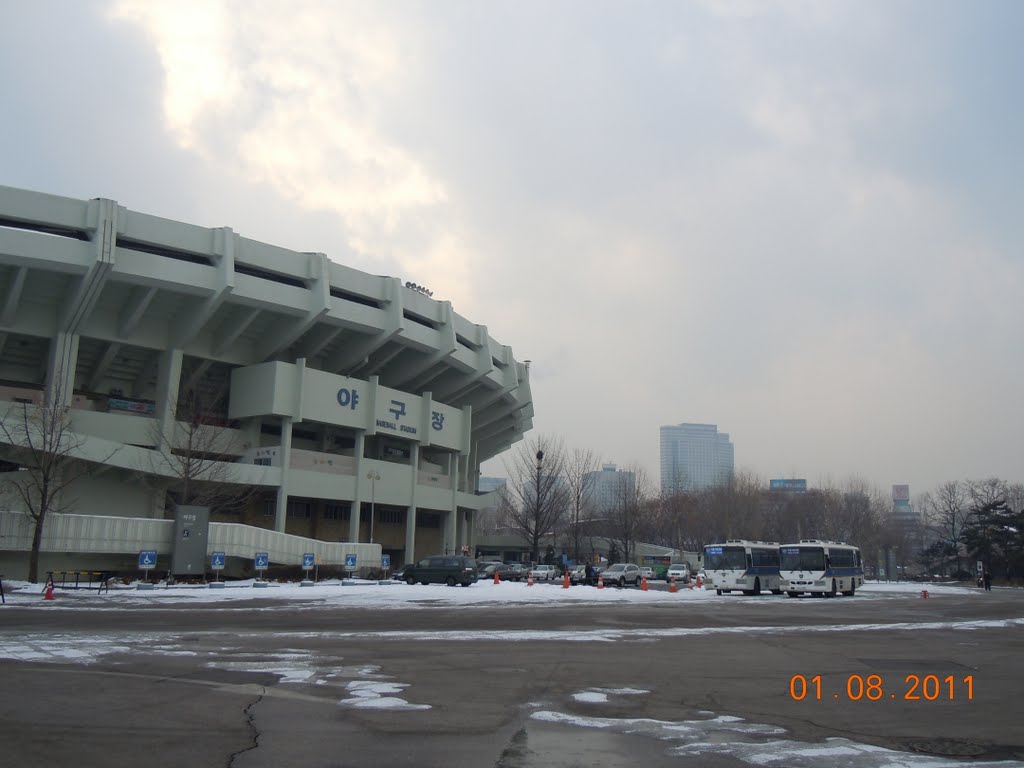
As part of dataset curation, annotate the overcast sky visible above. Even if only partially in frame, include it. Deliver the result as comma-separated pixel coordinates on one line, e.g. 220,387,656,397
2,1,1021,497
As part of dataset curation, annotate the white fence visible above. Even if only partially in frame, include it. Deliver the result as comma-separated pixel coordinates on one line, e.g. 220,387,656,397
0,510,380,567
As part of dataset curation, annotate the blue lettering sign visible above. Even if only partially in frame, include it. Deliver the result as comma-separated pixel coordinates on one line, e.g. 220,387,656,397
389,400,406,420
431,411,445,431
336,388,360,409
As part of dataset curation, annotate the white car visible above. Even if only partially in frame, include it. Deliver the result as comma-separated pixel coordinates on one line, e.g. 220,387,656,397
639,566,655,580
666,563,692,583
530,565,559,581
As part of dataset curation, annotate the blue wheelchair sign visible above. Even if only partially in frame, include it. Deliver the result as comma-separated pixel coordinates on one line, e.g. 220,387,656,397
381,554,391,569
345,554,357,569
211,551,226,570
302,553,315,570
254,552,269,570
138,550,157,570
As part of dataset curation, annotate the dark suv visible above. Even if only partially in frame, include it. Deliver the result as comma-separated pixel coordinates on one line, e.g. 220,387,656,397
404,555,478,587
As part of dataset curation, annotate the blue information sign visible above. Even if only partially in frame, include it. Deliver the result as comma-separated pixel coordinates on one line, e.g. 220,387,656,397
302,553,315,570
345,553,357,569
381,554,391,569
138,550,157,570
255,552,269,570
211,551,226,570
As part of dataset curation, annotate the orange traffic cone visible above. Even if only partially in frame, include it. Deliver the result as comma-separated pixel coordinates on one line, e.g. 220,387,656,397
493,569,501,585
641,575,648,591
669,576,678,593
43,582,55,601
695,575,702,589
562,571,570,589
527,571,534,587
597,573,604,589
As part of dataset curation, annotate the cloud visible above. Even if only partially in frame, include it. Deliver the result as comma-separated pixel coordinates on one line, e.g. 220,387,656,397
110,0,451,276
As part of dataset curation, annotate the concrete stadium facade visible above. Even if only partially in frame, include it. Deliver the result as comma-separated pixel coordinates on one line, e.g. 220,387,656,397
0,185,532,578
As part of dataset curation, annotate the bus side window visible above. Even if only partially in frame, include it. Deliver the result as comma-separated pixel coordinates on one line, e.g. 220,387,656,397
746,554,753,569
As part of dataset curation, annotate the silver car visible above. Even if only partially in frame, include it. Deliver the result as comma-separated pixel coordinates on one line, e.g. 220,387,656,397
602,563,643,588
666,562,691,583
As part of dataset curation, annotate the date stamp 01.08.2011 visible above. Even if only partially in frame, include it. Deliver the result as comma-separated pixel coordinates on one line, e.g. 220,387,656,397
789,674,974,702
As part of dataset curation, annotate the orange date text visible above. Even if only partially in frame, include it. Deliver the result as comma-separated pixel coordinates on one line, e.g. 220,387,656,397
788,674,974,702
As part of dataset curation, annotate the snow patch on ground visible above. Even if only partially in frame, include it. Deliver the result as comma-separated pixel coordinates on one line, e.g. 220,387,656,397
338,680,430,710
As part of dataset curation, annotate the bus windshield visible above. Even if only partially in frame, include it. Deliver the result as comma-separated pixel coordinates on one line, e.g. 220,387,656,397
704,546,747,570
780,547,826,571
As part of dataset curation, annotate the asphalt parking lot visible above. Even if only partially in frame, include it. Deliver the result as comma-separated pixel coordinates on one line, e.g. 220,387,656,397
1,583,1022,767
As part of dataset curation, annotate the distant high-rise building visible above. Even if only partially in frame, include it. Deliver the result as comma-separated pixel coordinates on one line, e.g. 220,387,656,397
583,463,636,513
770,479,808,494
660,423,734,494
477,477,507,494
891,484,919,527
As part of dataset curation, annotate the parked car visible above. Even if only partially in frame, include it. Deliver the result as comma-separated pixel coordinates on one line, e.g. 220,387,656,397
403,555,478,586
391,564,412,582
639,566,655,580
569,564,589,585
478,562,516,581
505,563,527,580
531,564,559,581
667,562,692,583
602,563,643,588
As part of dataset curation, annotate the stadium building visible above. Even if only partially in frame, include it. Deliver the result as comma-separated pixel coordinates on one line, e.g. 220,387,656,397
0,185,533,579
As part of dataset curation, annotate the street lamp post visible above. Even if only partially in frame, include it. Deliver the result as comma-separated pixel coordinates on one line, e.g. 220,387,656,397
366,470,382,544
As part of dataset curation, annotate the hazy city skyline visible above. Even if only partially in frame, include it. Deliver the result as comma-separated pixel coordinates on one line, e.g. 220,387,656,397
1,2,1021,495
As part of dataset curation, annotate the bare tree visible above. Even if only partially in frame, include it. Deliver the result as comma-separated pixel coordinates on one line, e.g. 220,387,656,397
602,463,651,563
0,376,113,582
562,447,600,561
147,388,261,516
498,435,569,563
920,481,971,575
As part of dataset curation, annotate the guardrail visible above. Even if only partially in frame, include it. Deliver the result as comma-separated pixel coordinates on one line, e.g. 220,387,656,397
46,570,112,594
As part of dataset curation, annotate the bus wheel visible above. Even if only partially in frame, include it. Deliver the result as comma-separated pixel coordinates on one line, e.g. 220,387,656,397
752,577,760,595
826,579,837,598
786,591,799,598
716,589,722,596
843,582,855,597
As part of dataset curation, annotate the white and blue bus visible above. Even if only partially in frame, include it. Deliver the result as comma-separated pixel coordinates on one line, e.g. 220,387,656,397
779,540,864,597
703,540,782,596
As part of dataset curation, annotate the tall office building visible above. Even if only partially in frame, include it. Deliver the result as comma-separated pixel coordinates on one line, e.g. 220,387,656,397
660,423,734,494
583,463,636,513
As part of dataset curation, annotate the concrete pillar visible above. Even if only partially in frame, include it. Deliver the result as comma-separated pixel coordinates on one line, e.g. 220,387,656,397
274,416,293,533
406,443,419,564
45,331,80,407
155,348,183,445
349,431,365,542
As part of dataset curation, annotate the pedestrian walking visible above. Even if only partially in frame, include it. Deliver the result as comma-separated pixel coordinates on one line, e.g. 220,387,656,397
983,570,992,591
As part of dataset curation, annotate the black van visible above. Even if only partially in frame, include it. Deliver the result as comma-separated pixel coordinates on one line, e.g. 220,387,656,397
404,555,478,587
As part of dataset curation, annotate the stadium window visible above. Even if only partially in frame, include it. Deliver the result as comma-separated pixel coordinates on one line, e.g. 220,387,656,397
323,504,350,521
287,500,312,519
